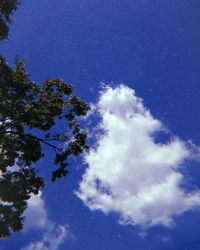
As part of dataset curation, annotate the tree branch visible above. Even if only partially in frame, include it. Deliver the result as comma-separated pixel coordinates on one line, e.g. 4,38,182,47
2,130,63,152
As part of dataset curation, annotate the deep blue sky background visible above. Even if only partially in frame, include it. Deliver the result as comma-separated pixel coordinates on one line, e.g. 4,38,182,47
1,0,200,249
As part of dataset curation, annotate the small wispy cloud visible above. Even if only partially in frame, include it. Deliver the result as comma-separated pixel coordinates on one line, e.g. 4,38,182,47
21,224,68,250
77,84,200,228
21,192,69,250
24,192,49,231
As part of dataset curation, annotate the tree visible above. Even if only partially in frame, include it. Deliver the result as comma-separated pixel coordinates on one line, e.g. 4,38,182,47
0,0,21,41
0,0,90,238
0,54,90,237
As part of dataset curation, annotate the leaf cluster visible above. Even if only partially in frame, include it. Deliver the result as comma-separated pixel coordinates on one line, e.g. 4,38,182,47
0,54,90,237
0,0,21,41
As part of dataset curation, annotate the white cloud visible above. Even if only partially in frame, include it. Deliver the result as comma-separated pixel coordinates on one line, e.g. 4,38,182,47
24,191,49,231
21,224,68,250
77,84,200,228
21,192,69,250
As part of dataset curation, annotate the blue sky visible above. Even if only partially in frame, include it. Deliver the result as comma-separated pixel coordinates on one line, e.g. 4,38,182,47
1,0,200,249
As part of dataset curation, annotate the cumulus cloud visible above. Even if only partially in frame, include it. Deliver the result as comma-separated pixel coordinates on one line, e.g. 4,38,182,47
21,224,68,250
77,84,200,228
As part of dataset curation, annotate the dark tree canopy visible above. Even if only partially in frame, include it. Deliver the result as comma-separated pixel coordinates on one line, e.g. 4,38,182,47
0,0,21,41
0,54,90,237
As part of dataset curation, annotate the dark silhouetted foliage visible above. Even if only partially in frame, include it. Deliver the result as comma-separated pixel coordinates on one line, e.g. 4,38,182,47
0,54,90,237
0,0,21,41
